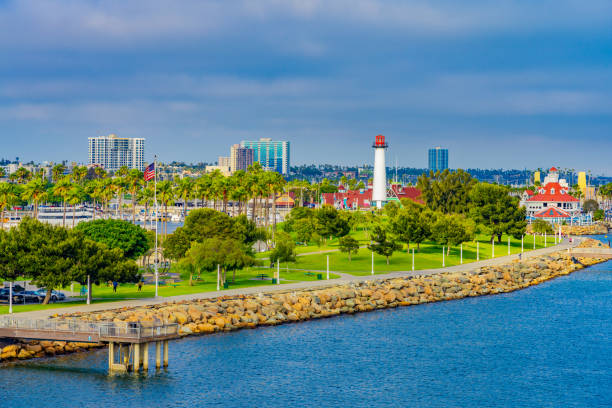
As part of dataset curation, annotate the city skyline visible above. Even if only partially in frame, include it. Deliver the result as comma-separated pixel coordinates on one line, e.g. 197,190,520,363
1,1,612,173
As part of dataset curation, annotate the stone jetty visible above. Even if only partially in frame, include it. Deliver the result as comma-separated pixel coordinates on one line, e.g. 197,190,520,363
1,238,609,364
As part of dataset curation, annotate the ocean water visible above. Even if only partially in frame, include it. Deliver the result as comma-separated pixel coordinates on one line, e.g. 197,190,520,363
1,238,611,407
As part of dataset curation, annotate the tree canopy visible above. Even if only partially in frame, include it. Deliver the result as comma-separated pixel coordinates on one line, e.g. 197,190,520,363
417,169,476,214
75,219,150,259
468,183,526,242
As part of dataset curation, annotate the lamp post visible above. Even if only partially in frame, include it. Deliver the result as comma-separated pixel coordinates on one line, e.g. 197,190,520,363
371,252,374,275
442,246,445,267
477,241,479,261
277,261,280,285
216,264,220,291
508,236,510,255
326,255,329,280
412,248,415,271
492,240,495,258
460,244,463,264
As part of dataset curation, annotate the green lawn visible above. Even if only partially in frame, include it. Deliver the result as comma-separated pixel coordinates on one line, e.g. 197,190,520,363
285,234,558,276
0,299,118,314
64,267,340,300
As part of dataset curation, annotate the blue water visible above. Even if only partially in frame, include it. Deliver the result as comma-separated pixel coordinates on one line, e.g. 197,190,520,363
2,240,611,407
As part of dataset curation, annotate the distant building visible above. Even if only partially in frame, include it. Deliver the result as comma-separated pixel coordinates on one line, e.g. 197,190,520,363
240,138,290,174
428,147,448,172
204,165,231,176
522,167,581,223
218,156,231,168
88,134,145,171
230,144,254,172
534,171,541,185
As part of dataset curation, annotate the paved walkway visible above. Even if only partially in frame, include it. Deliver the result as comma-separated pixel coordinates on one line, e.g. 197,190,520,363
13,239,580,319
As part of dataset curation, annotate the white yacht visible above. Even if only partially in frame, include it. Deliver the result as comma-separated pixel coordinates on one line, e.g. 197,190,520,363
37,206,95,227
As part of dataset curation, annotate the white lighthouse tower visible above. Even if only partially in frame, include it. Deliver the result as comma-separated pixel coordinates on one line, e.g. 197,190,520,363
372,134,388,208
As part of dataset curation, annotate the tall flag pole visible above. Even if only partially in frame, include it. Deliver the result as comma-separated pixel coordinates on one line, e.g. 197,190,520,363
145,158,159,297
154,156,158,297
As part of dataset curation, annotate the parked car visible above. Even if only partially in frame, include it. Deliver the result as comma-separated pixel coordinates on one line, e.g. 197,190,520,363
12,291,44,304
34,289,66,302
0,286,26,301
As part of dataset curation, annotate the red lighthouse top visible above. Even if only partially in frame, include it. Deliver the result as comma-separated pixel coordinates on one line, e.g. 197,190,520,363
373,134,388,148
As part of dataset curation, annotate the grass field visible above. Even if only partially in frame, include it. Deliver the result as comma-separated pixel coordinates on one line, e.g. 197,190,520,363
283,234,558,276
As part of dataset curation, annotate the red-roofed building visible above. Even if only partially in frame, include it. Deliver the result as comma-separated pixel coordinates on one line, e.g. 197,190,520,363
322,185,422,209
522,167,580,222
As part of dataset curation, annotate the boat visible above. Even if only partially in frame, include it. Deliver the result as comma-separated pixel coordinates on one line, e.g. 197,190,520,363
37,206,95,227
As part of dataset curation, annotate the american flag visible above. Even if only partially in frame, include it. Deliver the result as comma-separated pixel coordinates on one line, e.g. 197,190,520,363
144,163,155,181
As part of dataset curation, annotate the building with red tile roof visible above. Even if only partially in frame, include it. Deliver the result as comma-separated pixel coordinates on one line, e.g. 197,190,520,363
322,184,422,209
521,167,580,222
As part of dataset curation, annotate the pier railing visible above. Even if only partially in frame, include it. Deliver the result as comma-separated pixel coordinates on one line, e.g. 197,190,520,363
0,317,179,343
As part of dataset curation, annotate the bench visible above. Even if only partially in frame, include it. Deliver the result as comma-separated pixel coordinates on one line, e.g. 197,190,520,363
165,279,180,288
256,274,269,280
304,272,315,276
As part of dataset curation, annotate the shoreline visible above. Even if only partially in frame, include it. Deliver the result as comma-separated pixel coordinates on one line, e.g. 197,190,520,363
1,238,610,364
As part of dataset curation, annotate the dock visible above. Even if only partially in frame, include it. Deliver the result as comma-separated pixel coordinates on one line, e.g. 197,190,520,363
0,317,179,373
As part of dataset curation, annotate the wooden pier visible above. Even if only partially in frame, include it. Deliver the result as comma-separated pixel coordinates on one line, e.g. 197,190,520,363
0,317,179,373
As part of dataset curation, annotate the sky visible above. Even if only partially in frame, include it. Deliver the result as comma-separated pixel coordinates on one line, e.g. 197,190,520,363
1,0,612,173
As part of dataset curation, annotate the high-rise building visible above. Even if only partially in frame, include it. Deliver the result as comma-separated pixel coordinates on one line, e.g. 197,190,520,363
230,144,254,172
428,147,448,172
218,156,231,168
88,134,145,171
240,138,290,174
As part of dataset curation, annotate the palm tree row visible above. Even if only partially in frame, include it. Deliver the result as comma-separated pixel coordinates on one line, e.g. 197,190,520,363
0,162,310,235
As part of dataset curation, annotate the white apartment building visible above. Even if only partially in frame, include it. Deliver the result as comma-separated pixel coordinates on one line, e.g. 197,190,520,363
88,134,145,171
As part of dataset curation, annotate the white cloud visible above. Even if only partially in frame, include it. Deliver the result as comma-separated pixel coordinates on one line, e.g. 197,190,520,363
1,0,611,50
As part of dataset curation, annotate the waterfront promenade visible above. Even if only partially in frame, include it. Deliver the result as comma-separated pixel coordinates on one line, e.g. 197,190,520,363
15,239,579,320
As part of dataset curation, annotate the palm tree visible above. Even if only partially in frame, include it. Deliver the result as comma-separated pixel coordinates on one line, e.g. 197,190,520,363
93,166,107,179
269,172,286,231
0,168,5,179
66,184,84,228
175,177,194,217
247,163,264,223
51,177,73,227
71,165,88,185
194,173,211,209
0,182,19,229
14,167,32,184
51,163,66,182
125,169,144,223
110,176,126,219
137,185,155,229
156,180,175,238
22,178,47,218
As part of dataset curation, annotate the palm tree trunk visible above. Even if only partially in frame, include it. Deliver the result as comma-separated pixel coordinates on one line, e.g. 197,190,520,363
62,198,66,227
272,192,277,231
1,208,4,230
72,205,76,228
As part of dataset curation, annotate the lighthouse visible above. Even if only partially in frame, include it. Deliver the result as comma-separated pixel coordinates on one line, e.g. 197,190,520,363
372,134,388,208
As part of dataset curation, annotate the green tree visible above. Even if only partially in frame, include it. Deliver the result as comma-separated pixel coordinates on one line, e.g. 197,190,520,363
51,176,73,227
339,235,360,261
270,231,296,265
181,237,254,285
468,183,527,243
389,200,432,251
430,213,474,255
70,235,139,303
74,219,150,259
125,169,144,223
593,209,604,221
531,219,554,234
583,199,599,213
417,169,476,214
13,167,32,184
51,163,66,182
315,205,350,240
22,178,48,218
368,224,401,264
163,209,261,260
0,182,20,230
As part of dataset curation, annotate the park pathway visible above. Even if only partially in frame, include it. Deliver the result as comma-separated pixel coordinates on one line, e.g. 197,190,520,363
15,239,580,319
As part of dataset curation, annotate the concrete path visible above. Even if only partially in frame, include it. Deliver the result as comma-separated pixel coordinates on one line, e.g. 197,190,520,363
12,239,582,320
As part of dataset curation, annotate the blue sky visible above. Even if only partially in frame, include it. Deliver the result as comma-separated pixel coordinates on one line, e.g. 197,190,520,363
1,0,612,173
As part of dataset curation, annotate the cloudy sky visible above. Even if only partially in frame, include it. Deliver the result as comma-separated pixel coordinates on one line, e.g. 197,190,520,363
1,0,611,173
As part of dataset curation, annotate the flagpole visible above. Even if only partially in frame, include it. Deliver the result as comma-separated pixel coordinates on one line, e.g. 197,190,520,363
154,155,159,298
